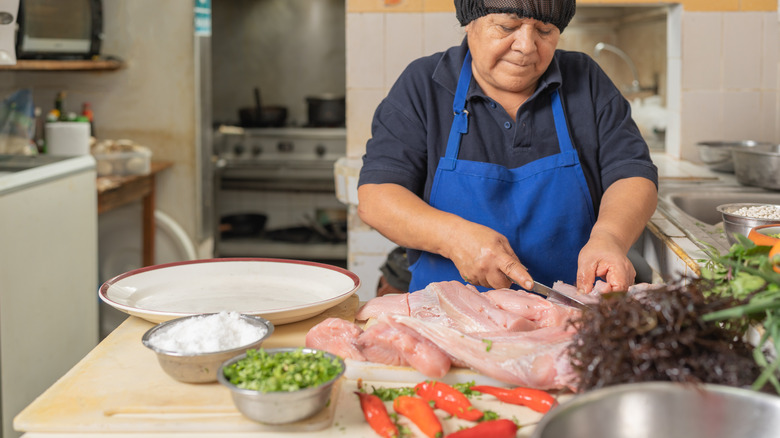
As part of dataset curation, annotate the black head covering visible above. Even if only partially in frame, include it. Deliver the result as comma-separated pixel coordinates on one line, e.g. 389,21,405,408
455,0,576,33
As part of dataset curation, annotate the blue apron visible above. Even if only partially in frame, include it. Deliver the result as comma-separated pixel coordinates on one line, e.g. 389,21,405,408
408,51,596,292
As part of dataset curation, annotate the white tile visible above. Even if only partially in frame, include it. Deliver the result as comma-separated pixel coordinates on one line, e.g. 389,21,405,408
384,13,424,90
722,91,762,140
667,4,683,60
679,91,723,161
348,227,397,254
762,12,779,90
681,12,722,91
348,253,387,301
347,13,384,89
423,12,465,55
723,13,762,90
346,88,386,157
760,91,779,142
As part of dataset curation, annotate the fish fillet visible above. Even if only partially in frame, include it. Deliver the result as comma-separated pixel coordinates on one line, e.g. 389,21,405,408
431,281,536,332
355,293,409,321
391,315,576,390
483,289,579,328
304,317,366,361
357,315,451,378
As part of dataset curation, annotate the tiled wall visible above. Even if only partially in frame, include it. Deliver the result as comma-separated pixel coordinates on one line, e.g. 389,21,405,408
343,0,780,298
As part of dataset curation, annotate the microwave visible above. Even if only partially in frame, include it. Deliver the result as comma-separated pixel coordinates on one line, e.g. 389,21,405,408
16,0,102,59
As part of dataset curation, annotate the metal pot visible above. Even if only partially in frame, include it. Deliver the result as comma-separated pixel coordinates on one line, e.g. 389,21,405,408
306,95,345,127
732,144,780,190
696,140,772,173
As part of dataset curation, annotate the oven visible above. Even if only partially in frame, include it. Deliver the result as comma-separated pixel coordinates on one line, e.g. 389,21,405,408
212,126,347,266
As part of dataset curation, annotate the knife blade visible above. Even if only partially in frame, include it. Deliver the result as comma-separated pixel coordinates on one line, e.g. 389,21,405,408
530,281,594,311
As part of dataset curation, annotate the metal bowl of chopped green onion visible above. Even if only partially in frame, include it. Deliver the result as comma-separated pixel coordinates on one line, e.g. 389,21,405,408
218,347,345,424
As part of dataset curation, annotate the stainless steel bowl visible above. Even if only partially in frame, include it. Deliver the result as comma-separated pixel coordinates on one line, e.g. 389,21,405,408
142,313,274,383
532,382,780,438
217,348,345,424
696,140,770,173
733,144,780,190
717,202,780,245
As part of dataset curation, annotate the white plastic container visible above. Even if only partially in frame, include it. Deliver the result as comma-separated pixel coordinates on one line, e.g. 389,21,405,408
93,147,151,176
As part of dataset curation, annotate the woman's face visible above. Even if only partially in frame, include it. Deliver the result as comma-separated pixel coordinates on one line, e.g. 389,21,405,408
465,13,560,97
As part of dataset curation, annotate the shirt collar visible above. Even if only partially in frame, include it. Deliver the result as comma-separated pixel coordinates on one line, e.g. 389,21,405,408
432,38,564,102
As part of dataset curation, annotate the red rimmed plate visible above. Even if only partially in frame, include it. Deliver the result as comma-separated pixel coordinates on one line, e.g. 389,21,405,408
99,258,360,325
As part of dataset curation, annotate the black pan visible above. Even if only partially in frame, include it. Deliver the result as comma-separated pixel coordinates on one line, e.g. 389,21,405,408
220,213,267,238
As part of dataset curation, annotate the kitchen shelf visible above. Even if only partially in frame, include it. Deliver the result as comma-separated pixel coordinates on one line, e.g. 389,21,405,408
0,58,124,71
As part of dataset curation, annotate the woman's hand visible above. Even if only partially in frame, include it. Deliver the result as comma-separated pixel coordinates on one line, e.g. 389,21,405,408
443,220,533,290
576,230,636,294
358,183,533,290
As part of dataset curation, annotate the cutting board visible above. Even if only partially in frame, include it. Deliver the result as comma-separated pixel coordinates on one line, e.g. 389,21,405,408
14,295,359,434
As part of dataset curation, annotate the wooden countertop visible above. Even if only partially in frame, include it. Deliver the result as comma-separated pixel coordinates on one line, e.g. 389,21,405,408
15,293,557,437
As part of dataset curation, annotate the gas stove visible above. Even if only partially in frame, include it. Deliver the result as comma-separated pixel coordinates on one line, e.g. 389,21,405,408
214,125,346,192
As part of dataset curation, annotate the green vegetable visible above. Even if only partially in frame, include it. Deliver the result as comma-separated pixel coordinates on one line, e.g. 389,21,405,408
482,339,493,352
223,348,343,392
368,384,416,401
698,236,780,392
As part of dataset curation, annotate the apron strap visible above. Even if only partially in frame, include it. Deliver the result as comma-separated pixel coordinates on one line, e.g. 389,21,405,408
442,51,473,170
550,89,574,153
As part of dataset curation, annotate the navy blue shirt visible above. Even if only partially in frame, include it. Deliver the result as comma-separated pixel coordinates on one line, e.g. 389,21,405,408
359,38,658,214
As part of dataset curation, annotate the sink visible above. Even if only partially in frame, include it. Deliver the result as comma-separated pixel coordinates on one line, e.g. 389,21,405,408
657,182,780,254
665,189,780,225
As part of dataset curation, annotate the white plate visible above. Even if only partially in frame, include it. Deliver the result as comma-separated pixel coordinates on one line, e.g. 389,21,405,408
99,258,360,325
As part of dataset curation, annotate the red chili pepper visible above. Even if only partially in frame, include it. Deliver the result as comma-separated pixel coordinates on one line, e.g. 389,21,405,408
393,395,443,438
415,380,483,421
470,385,557,413
444,419,518,438
355,391,399,438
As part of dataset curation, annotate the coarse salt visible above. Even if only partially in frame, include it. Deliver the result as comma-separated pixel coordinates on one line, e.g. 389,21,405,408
148,311,267,354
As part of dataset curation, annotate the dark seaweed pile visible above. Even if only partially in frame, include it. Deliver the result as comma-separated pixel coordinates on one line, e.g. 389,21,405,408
567,279,769,393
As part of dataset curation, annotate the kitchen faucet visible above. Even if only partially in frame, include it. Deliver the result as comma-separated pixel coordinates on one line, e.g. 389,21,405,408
593,42,658,95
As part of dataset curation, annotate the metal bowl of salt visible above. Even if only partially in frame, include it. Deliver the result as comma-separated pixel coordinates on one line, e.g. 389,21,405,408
142,312,274,383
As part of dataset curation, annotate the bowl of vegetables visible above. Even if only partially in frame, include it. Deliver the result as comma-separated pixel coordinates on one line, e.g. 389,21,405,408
748,224,780,247
218,347,345,424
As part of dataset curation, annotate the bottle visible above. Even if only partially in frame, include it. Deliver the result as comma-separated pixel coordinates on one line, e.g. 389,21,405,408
54,91,67,121
82,102,95,137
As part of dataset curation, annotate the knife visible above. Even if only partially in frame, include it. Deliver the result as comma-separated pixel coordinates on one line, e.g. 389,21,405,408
510,278,594,311
531,281,595,311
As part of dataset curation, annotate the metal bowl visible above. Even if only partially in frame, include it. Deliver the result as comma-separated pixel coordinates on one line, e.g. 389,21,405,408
733,144,780,190
696,140,771,173
142,313,274,383
532,382,780,438
717,203,780,245
217,348,345,424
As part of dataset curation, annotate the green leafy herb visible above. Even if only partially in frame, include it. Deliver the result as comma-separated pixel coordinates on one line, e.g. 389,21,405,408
369,385,416,402
482,338,493,352
223,348,343,392
698,237,780,392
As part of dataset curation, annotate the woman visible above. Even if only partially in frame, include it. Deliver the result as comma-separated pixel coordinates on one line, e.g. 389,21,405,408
358,0,658,295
